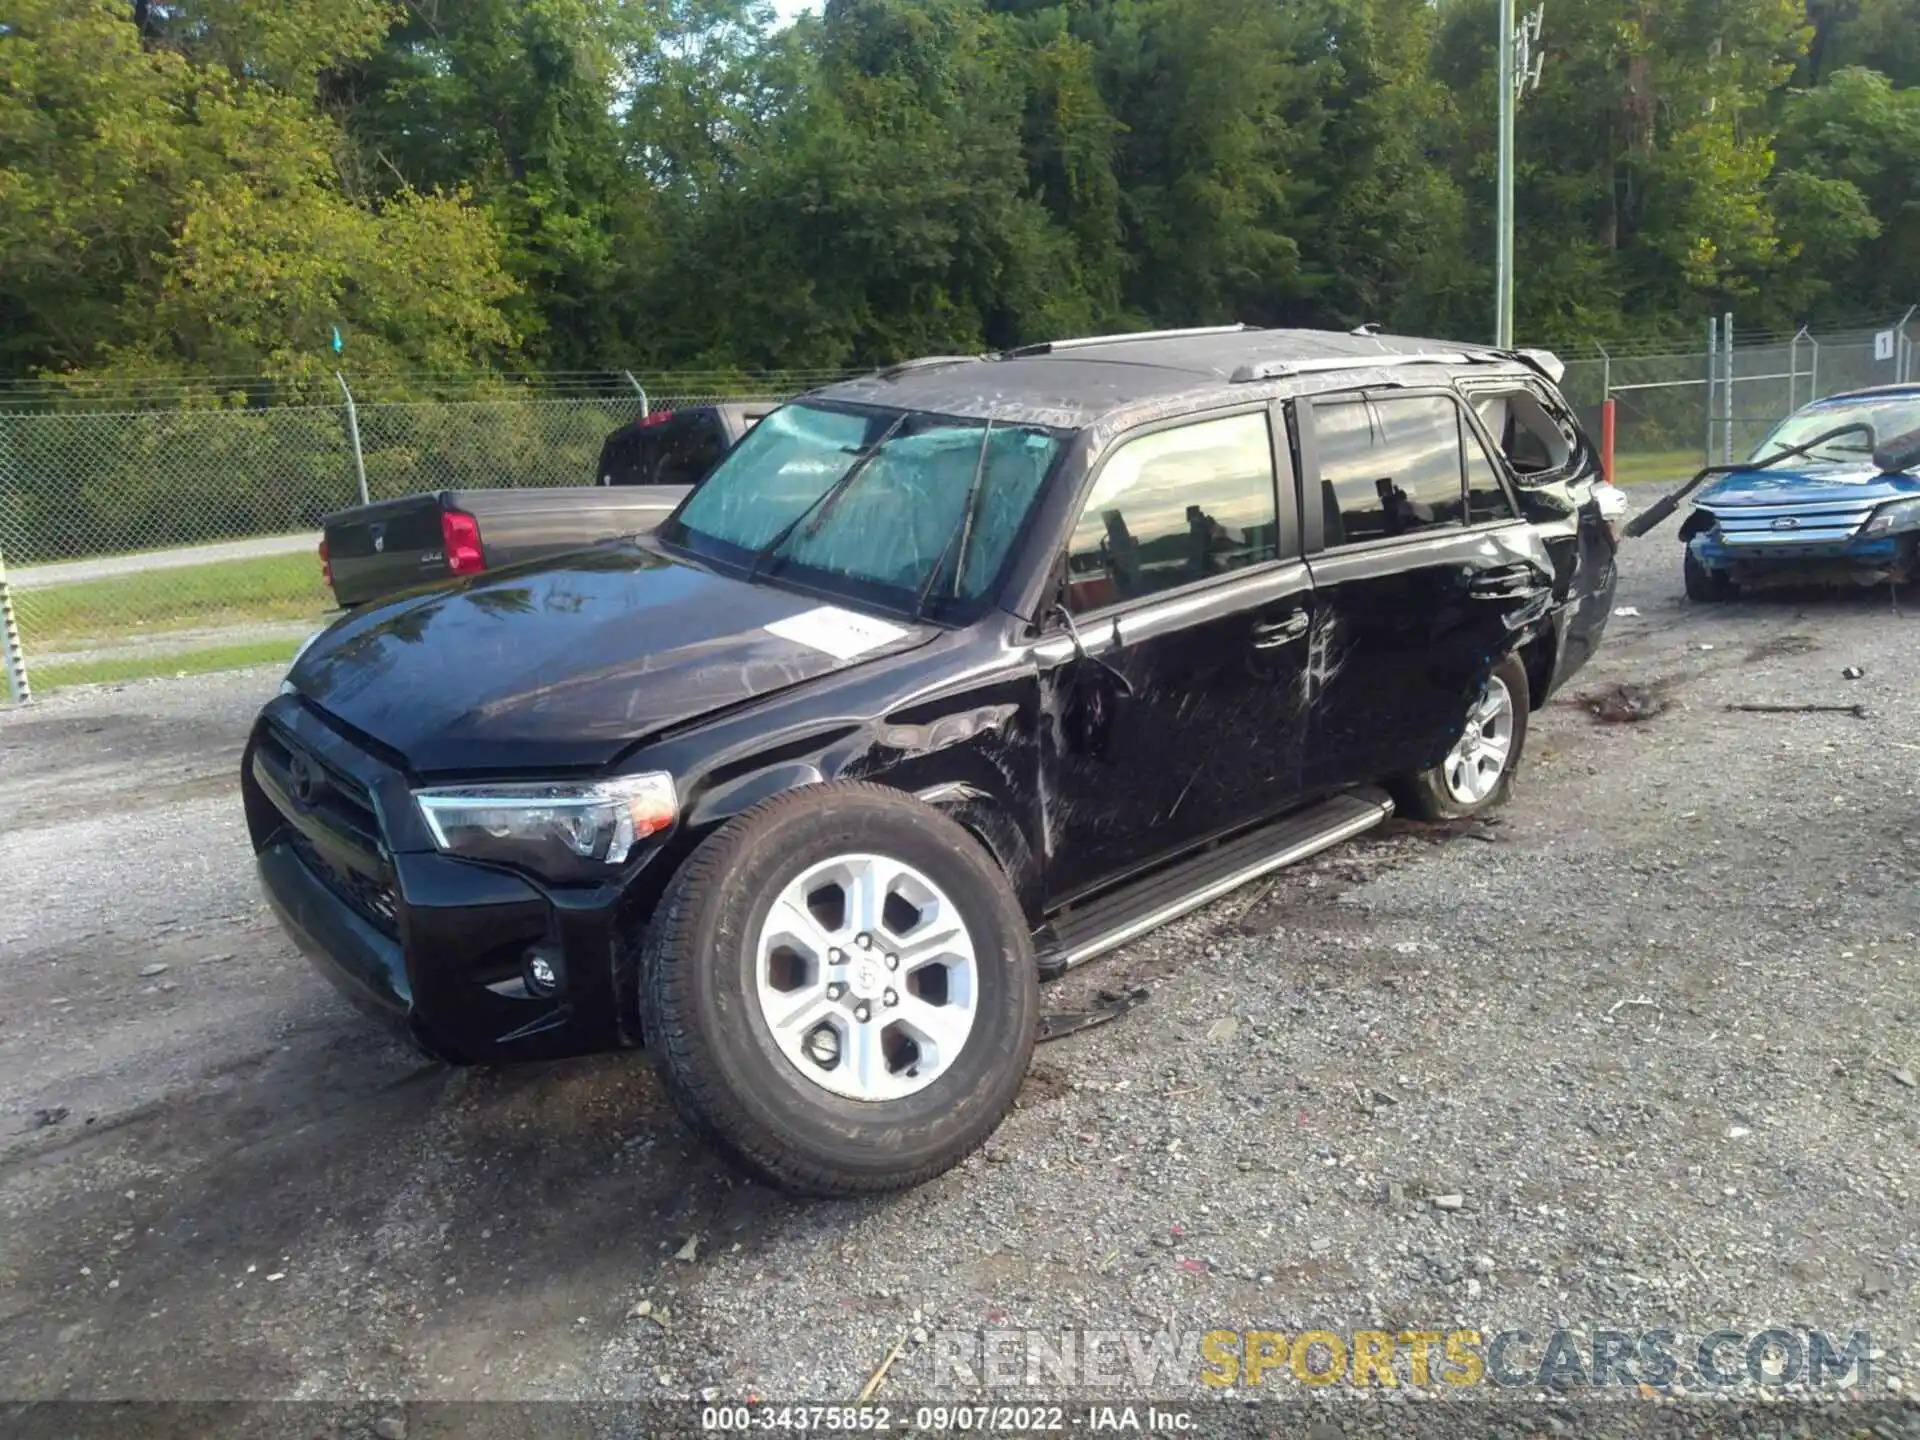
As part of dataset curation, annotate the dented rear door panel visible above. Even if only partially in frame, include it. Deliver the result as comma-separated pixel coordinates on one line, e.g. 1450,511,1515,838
1292,393,1556,792
1297,528,1550,789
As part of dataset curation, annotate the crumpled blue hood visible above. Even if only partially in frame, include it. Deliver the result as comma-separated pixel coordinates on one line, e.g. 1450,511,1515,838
1698,462,1920,509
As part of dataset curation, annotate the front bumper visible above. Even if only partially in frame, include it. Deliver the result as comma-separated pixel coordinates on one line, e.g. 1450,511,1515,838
1689,531,1915,586
242,696,654,1065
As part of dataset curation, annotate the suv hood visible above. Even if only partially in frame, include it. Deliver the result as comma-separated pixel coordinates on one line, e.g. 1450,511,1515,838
1698,462,1919,509
288,544,932,773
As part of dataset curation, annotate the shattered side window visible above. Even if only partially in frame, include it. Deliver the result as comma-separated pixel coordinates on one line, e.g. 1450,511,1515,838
1471,388,1574,476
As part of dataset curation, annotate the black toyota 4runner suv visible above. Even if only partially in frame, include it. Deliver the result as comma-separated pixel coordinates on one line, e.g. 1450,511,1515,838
243,327,1619,1195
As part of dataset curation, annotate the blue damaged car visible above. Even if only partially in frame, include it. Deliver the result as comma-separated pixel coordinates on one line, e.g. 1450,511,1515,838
1680,385,1920,600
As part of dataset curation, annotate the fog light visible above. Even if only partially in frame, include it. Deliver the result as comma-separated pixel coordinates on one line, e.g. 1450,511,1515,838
525,949,560,997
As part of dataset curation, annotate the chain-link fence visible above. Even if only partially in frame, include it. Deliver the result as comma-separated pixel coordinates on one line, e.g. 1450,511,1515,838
1,320,1916,701
1557,309,1919,487
0,374,831,699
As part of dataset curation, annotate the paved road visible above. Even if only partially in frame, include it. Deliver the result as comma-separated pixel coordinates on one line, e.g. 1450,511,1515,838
5,532,320,590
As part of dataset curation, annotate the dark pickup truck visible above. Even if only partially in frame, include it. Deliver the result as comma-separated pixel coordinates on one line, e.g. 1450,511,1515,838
319,403,772,609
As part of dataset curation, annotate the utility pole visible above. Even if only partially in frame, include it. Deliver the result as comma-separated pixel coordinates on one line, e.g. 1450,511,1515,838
1496,3,1545,348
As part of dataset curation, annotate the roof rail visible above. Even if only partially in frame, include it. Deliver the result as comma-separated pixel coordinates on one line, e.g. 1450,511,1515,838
873,355,985,379
1230,350,1504,384
1002,324,1254,358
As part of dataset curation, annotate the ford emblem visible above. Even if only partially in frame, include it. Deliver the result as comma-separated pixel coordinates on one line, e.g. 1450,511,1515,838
1770,516,1800,530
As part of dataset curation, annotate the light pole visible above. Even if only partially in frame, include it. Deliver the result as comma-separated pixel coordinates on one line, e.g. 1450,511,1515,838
1496,3,1545,348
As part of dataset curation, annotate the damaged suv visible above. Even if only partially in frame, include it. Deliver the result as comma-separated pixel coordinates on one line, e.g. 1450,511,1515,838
243,327,1618,1195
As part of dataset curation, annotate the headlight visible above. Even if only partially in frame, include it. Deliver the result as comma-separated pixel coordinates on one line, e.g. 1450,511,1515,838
1859,497,1920,538
413,773,677,874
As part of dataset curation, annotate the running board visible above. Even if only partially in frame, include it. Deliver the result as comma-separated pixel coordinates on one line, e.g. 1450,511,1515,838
1034,788,1393,979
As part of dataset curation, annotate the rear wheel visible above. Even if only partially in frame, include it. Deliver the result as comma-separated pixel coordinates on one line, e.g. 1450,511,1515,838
1684,548,1737,602
639,782,1037,1196
1396,655,1531,821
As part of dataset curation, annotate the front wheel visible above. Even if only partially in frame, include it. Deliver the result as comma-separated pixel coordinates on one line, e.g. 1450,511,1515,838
1684,548,1737,602
1395,655,1531,821
638,782,1038,1196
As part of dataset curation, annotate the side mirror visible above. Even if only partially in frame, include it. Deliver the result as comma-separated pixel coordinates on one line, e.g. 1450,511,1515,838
1873,427,1920,475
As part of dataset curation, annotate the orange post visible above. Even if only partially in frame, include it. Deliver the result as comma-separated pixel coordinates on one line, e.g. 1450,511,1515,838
1601,398,1616,484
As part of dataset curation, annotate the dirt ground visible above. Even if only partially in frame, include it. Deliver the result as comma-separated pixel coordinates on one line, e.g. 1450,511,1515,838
2,511,1917,1419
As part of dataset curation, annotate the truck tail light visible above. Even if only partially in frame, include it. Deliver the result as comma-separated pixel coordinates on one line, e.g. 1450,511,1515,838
319,536,332,587
638,409,674,429
442,509,485,575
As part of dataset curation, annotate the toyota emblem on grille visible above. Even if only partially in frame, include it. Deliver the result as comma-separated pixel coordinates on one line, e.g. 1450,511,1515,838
288,753,325,804
1771,516,1801,530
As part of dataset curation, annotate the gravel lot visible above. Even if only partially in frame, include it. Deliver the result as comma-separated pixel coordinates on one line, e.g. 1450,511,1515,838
3,513,1918,1423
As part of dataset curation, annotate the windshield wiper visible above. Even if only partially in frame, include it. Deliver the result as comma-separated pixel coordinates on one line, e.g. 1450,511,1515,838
916,422,995,615
743,414,908,584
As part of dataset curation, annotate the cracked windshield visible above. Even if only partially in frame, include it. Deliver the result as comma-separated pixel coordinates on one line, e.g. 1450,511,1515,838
1752,393,1920,463
666,404,1066,614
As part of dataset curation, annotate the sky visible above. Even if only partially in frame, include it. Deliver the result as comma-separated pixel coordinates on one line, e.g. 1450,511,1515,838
772,0,819,21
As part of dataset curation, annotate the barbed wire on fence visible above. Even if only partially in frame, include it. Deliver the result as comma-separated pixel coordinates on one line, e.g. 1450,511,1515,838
0,368,865,415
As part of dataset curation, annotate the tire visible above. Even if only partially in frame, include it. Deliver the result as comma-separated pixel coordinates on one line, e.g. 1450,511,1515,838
1396,654,1531,821
1684,548,1737,602
638,781,1038,1196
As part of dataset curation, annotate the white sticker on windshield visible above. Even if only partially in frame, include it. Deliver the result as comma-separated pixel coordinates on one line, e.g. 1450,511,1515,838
764,606,909,661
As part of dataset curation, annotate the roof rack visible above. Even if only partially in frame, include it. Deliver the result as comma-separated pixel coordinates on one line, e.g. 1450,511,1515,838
1002,324,1255,358
1229,350,1505,384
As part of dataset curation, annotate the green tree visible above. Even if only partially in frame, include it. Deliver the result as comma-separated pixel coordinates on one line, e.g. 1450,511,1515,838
1434,0,1810,341
335,0,651,368
0,0,519,383
1771,65,1920,313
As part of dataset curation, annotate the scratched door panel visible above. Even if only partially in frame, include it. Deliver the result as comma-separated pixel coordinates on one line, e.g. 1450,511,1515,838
1293,390,1549,793
1038,561,1315,905
1299,531,1521,790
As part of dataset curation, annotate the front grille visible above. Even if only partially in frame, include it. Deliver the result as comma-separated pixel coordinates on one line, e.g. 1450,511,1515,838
255,718,399,938
288,832,400,936
256,722,383,847
1702,498,1879,547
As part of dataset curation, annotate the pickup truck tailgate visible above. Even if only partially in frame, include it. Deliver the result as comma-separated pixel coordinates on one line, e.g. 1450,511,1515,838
324,494,450,608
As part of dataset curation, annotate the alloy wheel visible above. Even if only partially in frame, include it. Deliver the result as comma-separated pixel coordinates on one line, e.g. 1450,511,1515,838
1442,675,1515,805
754,853,979,1102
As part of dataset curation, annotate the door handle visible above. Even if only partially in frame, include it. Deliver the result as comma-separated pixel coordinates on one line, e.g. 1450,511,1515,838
1251,611,1310,648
